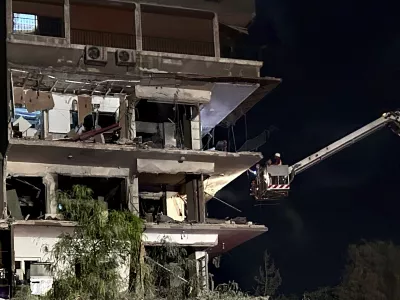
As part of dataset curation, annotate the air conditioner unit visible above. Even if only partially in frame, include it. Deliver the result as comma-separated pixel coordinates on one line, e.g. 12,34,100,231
115,49,136,67
84,45,108,66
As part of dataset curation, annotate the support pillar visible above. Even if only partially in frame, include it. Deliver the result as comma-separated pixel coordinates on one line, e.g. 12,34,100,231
212,13,221,58
128,176,139,215
0,156,6,218
44,173,58,217
186,175,205,223
6,0,12,36
189,251,209,293
119,95,128,140
64,0,71,43
191,105,202,150
127,96,136,141
135,3,143,51
41,110,49,140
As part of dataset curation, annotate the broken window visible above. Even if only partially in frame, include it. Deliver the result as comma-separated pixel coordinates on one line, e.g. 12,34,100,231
12,105,42,139
139,174,187,222
57,176,126,211
12,0,65,38
135,100,197,149
6,177,46,220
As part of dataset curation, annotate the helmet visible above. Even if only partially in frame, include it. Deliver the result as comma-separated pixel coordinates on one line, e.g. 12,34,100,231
275,153,281,158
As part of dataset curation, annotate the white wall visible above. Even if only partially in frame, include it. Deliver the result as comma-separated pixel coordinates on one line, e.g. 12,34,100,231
13,225,129,289
49,94,120,134
14,225,73,262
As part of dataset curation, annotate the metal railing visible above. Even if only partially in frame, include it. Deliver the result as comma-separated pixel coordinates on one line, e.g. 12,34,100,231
71,28,136,49
70,28,214,56
142,36,214,57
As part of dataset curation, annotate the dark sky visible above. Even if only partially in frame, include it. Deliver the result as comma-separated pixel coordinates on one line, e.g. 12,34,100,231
208,0,400,295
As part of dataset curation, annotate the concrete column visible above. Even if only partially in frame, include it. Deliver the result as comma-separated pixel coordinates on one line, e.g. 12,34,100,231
0,156,6,219
212,13,221,58
135,3,143,51
189,251,209,293
128,176,139,215
6,0,12,36
196,251,209,291
186,175,205,223
44,173,58,217
191,105,202,150
119,95,128,139
64,0,71,43
41,110,49,140
127,96,136,141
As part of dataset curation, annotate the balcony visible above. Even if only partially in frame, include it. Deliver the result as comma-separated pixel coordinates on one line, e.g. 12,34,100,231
143,36,214,57
71,29,136,50
10,0,259,60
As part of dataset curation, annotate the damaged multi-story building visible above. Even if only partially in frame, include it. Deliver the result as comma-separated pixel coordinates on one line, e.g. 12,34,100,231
0,0,281,295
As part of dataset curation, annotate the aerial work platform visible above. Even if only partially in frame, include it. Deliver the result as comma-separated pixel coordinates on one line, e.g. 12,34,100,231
251,111,400,201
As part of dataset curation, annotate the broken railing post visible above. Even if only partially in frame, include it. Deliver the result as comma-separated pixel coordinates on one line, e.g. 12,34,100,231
43,174,58,218
127,95,137,141
128,176,139,215
119,95,128,139
41,109,49,140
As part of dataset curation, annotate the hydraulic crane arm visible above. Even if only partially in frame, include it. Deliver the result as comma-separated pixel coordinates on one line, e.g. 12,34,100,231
288,111,400,179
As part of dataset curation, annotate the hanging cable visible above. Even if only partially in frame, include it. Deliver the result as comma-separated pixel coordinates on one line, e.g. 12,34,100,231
231,125,237,152
244,113,248,151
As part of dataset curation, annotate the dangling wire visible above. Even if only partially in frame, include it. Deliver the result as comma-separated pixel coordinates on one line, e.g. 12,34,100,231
244,113,248,151
231,125,237,152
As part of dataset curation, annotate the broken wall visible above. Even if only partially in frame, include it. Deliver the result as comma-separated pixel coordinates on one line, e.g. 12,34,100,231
49,94,120,135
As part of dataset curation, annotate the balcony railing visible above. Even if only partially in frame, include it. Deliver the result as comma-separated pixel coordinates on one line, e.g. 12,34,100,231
71,28,136,49
70,29,215,56
143,36,214,57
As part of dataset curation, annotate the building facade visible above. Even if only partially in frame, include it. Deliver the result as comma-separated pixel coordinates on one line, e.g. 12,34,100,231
1,0,281,294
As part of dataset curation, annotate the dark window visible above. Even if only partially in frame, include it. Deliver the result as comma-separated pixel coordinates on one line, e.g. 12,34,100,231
13,13,64,37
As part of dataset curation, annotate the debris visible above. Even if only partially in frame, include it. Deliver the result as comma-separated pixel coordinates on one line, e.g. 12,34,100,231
231,216,247,224
78,96,92,124
72,123,120,141
24,90,54,112
6,190,23,220
13,116,32,134
215,140,228,151
13,87,25,105
94,133,105,144
156,212,176,224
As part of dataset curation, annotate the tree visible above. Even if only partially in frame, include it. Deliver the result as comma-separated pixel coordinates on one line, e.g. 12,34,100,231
302,287,338,300
254,250,282,297
45,185,144,300
337,241,400,300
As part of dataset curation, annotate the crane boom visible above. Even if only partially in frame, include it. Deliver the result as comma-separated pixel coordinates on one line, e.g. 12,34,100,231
288,111,400,179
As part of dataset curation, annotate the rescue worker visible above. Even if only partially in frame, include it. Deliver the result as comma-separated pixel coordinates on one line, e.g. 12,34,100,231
266,159,272,166
273,153,282,165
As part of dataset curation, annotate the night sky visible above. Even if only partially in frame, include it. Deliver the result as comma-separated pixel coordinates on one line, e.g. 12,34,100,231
208,0,400,295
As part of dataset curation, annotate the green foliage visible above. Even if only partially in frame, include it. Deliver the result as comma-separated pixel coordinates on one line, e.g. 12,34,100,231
275,295,299,300
12,286,38,300
145,239,198,299
45,185,144,300
337,241,400,300
254,250,282,297
302,287,338,300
